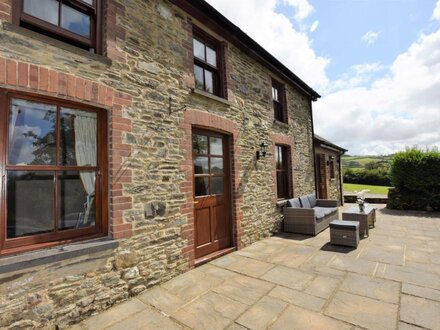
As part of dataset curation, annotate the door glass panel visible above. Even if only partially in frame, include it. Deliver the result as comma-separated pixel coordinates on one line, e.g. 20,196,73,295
23,0,59,25
7,171,54,238
193,38,205,61
8,98,57,165
61,5,91,38
58,171,96,230
193,135,208,154
204,70,214,93
195,177,209,196
82,0,93,5
194,157,209,174
60,108,97,166
210,136,223,156
212,176,224,195
211,157,224,175
194,65,204,90
206,46,217,67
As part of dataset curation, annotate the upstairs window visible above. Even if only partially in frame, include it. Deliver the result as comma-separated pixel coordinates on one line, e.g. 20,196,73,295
272,80,287,123
275,145,292,199
14,0,102,54
193,29,225,98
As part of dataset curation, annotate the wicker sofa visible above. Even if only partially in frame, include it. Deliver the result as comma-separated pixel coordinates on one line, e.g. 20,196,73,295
284,194,339,235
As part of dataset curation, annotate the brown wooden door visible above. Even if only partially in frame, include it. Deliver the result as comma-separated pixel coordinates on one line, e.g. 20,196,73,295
192,129,232,259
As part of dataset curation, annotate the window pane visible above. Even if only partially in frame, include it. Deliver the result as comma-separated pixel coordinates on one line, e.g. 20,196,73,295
272,86,279,101
194,65,204,90
204,70,214,93
206,46,217,67
211,157,224,175
23,0,59,25
212,176,224,195
58,171,96,230
195,177,209,196
61,5,91,38
193,38,205,61
7,171,54,238
82,0,93,5
276,146,283,169
210,137,223,156
193,134,208,154
194,157,209,174
60,108,97,166
9,98,57,165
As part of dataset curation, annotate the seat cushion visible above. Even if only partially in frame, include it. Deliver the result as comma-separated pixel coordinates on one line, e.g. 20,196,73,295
330,220,359,230
300,196,311,208
314,206,338,216
314,208,327,219
286,198,302,208
307,194,317,207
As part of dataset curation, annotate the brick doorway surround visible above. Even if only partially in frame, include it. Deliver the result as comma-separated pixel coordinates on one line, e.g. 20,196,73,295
179,109,243,268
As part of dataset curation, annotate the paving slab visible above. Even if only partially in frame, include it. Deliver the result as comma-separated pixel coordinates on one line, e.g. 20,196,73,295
269,304,352,330
212,253,274,278
137,286,186,315
304,275,341,299
212,274,274,305
268,286,326,312
376,263,440,290
325,291,399,330
399,294,440,330
260,265,314,290
235,296,287,330
401,283,440,302
328,255,378,276
107,307,183,330
171,291,247,330
339,273,400,304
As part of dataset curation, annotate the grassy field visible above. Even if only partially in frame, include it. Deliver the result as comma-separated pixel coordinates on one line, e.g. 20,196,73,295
343,183,392,195
342,155,393,171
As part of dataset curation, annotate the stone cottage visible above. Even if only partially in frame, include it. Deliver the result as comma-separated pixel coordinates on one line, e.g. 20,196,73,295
0,0,320,327
314,134,347,205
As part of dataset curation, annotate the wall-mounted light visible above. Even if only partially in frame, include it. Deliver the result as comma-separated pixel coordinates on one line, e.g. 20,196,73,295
256,142,269,160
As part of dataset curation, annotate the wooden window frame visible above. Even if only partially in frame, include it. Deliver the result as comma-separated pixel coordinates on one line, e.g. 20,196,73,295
192,27,226,98
275,144,292,199
12,0,103,54
272,79,287,123
0,89,108,256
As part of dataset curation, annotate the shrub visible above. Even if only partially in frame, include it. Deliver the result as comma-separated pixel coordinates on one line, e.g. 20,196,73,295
388,147,440,211
343,168,391,186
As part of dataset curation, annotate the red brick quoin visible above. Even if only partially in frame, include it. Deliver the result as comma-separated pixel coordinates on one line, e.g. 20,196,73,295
0,56,134,240
179,109,243,268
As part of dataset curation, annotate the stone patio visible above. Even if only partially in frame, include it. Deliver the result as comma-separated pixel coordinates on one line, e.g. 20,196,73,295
70,205,440,330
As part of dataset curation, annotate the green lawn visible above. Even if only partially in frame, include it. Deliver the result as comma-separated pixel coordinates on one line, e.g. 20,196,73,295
343,183,392,195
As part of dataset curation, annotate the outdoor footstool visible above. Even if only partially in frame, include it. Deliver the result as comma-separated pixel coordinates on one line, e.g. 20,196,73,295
329,220,359,248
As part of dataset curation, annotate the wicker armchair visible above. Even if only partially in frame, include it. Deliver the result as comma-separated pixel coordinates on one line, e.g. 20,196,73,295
284,194,339,236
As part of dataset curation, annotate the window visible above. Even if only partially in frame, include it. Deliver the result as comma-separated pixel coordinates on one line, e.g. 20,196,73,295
275,145,291,199
13,0,102,53
0,90,107,254
329,156,336,179
193,29,224,97
272,80,287,123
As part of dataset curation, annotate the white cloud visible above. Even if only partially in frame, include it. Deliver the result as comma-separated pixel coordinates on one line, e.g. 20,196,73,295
205,0,329,90
361,31,380,45
283,0,314,21
310,20,319,33
432,0,440,20
314,30,440,155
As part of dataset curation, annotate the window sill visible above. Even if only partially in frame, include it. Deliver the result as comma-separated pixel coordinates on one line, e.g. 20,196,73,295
0,238,118,274
192,88,231,106
273,120,289,129
2,22,112,66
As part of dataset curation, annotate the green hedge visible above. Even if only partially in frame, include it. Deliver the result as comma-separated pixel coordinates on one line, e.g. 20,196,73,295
387,148,440,211
343,168,391,186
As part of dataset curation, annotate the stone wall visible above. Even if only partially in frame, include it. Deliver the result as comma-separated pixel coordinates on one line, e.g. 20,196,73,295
0,0,316,327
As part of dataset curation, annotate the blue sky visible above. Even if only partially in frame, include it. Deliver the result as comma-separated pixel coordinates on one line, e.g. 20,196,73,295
206,0,440,155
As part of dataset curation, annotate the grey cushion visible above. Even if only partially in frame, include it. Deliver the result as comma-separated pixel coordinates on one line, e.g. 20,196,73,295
330,220,359,230
300,196,311,208
314,208,327,219
307,194,317,207
287,198,302,208
314,206,338,216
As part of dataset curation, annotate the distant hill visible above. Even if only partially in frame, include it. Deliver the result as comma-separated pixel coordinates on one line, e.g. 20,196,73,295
342,155,393,171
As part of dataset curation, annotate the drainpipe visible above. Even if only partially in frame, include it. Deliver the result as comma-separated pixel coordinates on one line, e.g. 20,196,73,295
309,98,318,197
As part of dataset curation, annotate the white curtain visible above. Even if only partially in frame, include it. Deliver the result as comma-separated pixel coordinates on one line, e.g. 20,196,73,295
74,111,97,225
